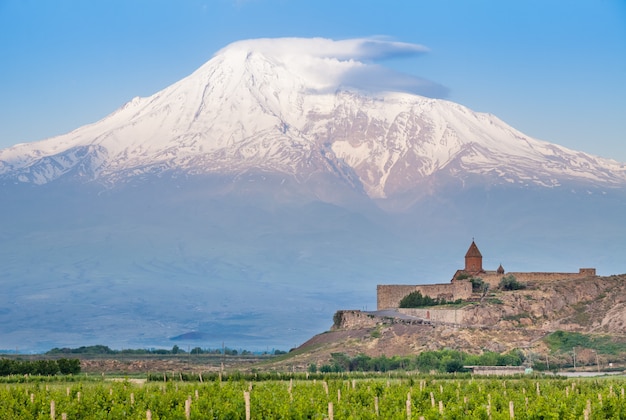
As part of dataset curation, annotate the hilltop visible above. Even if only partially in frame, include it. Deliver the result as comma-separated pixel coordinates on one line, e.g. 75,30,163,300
271,274,626,371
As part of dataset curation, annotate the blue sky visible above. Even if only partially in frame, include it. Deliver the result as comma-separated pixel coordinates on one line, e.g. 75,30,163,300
1,0,625,160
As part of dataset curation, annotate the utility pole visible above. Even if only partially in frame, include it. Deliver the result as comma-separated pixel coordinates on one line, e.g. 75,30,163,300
594,350,600,372
572,347,576,370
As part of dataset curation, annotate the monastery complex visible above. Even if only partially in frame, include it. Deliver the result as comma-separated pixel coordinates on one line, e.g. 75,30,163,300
376,240,597,311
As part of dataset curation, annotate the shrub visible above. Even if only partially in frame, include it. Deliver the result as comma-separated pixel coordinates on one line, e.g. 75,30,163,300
499,274,526,291
399,291,438,308
399,290,461,308
470,277,489,293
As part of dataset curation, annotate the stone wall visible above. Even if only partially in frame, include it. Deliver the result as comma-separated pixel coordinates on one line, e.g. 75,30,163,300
465,366,527,376
377,268,596,310
377,282,472,310
398,308,466,324
332,310,433,330
479,268,597,287
332,310,380,330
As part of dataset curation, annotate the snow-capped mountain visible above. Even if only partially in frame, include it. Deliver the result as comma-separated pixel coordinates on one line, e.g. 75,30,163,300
2,38,626,352
1,37,624,199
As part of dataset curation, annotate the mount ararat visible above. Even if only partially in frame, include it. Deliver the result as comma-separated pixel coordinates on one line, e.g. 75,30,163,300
1,38,624,352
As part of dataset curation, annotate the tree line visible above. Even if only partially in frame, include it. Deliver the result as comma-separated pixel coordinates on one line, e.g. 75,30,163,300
0,358,80,376
46,345,286,356
309,349,524,374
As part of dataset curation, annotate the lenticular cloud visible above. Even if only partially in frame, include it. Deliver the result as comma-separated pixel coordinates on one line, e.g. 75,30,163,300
216,37,449,97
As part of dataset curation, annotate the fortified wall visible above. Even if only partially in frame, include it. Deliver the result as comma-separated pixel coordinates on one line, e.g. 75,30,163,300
377,282,472,312
376,240,597,310
332,309,435,330
397,307,467,324
475,268,596,288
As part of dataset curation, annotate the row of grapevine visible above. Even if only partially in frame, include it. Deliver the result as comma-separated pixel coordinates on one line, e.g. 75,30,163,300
0,376,624,419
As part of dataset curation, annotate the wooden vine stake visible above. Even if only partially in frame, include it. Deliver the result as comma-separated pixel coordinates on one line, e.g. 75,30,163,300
146,409,152,420
61,414,67,420
583,400,591,420
30,393,34,403
438,400,444,415
374,396,379,417
185,396,191,420
430,391,435,407
406,396,411,420
509,400,514,419
328,402,334,420
50,400,55,420
244,391,251,420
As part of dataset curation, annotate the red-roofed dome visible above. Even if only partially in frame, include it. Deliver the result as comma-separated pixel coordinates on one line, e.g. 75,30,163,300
464,240,483,273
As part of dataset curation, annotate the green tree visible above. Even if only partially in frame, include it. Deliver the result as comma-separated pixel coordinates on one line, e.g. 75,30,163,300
499,274,526,290
399,290,438,308
470,277,489,294
445,359,466,373
57,358,81,375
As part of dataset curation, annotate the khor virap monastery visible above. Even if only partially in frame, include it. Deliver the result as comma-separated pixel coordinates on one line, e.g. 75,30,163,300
376,240,596,310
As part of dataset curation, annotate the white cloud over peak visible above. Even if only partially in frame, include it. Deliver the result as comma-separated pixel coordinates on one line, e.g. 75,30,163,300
216,37,449,97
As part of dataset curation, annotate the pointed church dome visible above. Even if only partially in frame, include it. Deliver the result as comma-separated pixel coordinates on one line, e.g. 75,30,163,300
464,240,484,273
465,241,482,258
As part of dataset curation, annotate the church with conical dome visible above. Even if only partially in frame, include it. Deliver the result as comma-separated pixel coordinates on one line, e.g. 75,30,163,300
464,240,483,274
376,239,597,311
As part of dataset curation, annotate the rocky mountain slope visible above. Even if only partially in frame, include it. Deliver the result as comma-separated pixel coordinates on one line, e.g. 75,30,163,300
282,275,626,370
1,38,624,198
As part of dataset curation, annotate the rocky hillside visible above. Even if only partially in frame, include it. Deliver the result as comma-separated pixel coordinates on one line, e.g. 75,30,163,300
277,274,626,371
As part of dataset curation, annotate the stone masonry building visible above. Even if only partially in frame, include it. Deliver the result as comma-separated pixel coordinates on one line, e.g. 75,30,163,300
377,240,596,310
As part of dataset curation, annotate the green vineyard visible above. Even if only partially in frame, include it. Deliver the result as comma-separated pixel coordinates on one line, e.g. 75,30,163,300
1,376,625,419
